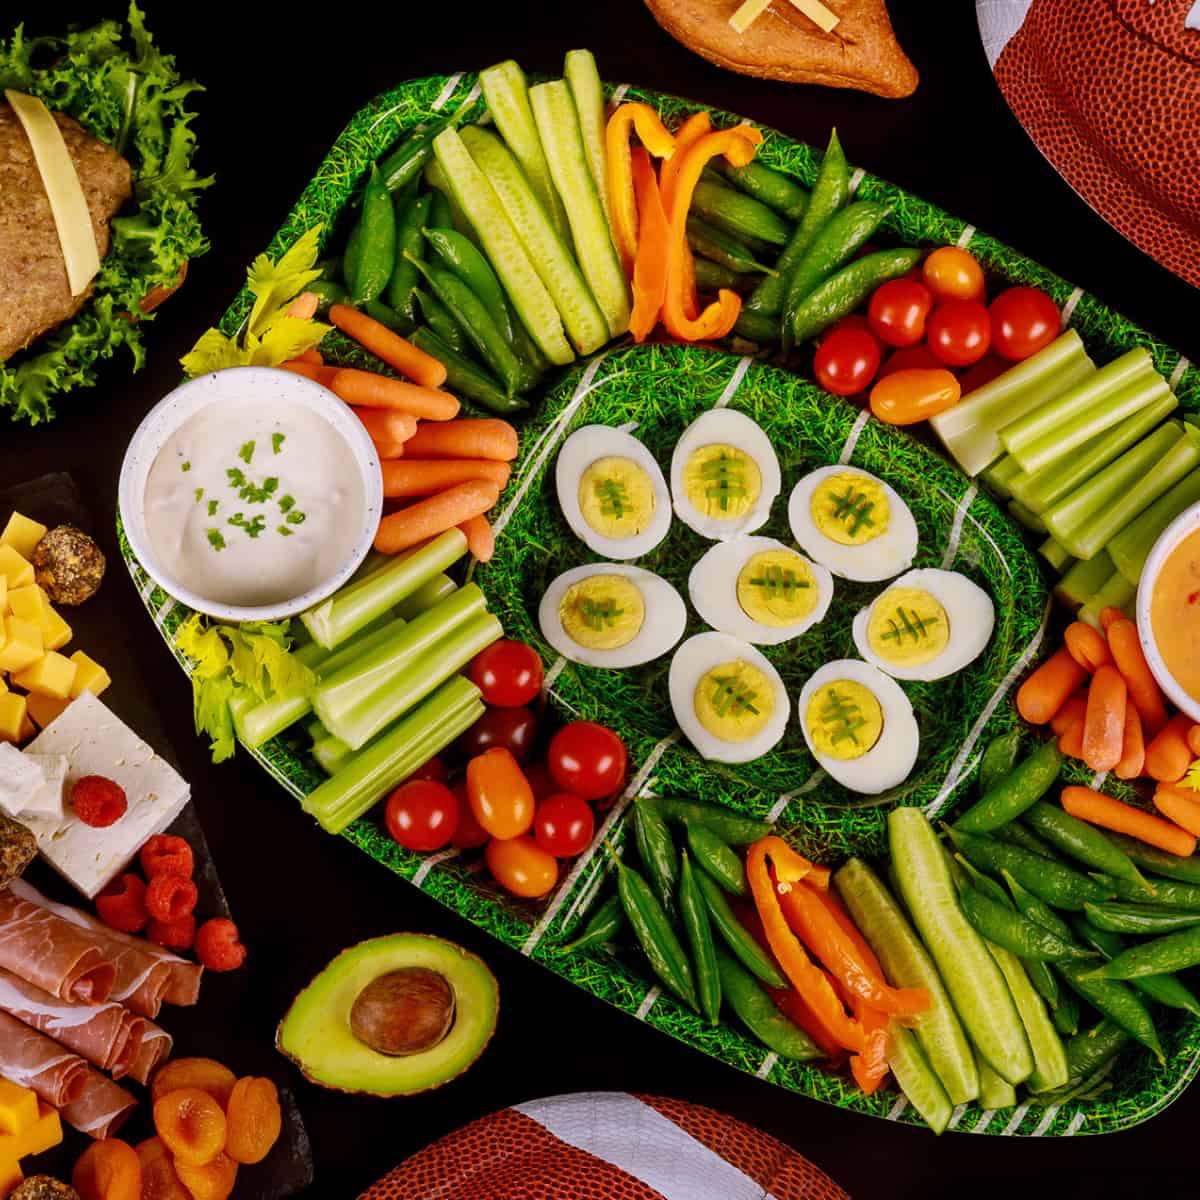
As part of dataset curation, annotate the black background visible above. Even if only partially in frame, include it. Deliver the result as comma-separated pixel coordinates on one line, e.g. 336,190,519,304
5,1,1200,1196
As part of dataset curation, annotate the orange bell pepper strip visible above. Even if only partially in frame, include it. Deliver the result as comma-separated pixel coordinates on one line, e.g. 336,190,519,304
764,835,832,891
662,125,763,342
605,103,677,278
628,148,670,343
850,1007,891,1096
661,112,712,322
746,838,864,1053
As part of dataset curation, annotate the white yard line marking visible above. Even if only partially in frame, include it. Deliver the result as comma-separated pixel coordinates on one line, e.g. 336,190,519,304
617,420,639,434
542,656,568,694
1090,770,1109,791
940,482,978,570
431,72,465,112
973,1110,997,1135
1064,1111,1086,1136
1170,356,1191,391
956,224,976,249
154,598,176,629
756,1052,779,1080
1030,1103,1062,1137
635,986,660,1020
1059,286,1084,328
846,167,866,197
838,408,872,465
412,847,459,888
1001,1102,1030,1135
714,356,754,408
768,770,828,822
885,1096,908,1121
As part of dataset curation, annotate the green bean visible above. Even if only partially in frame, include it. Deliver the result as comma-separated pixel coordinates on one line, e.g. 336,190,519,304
996,822,1059,860
408,328,527,416
614,853,697,1010
1101,833,1200,884
559,894,625,954
690,179,793,245
1024,956,1061,1008
305,279,350,317
1051,991,1078,1036
693,867,787,989
954,741,1063,834
350,165,396,304
959,886,1095,962
386,192,431,323
1023,801,1151,892
378,117,451,193
686,215,777,276
413,288,468,353
693,257,757,294
633,797,679,918
1092,924,1200,980
1082,902,1200,936
1101,872,1200,909
685,822,747,897
1071,916,1200,1016
715,950,823,1062
1056,960,1163,1060
1065,1019,1130,1081
978,730,1022,795
680,851,721,1025
710,157,809,220
423,226,514,343
790,249,923,346
653,797,771,845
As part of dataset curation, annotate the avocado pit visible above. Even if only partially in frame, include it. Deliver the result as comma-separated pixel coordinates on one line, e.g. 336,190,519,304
349,966,455,1056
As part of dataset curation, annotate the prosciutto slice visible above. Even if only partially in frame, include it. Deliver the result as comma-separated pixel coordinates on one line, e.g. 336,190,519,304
0,1009,89,1107
0,887,115,1004
128,1021,172,1086
59,1065,137,1140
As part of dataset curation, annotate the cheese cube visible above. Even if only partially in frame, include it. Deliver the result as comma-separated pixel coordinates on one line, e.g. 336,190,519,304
0,1153,21,1200
6,586,49,632
0,1082,37,1137
0,1104,61,1159
0,547,33,590
42,606,71,652
0,694,27,744
0,618,42,673
12,652,76,700
0,575,6,615
0,676,6,693
16,717,33,744
24,693,69,731
0,514,47,562
68,651,110,698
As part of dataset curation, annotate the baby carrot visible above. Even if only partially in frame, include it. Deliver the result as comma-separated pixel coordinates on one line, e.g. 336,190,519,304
402,419,519,462
286,291,320,320
1065,621,1113,672
279,360,338,386
329,303,448,389
372,439,408,460
1017,647,1088,725
353,407,418,445
1114,703,1146,781
1145,713,1196,783
1099,607,1127,632
1107,618,1168,738
459,514,496,563
1061,785,1197,858
1153,784,1200,838
382,459,511,497
1050,693,1087,737
1058,716,1085,760
1187,725,1200,758
1082,665,1127,772
373,479,501,555
296,347,324,365
330,368,460,421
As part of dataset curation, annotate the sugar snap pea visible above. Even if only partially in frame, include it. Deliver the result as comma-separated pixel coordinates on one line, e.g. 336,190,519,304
559,893,624,954
960,886,1095,962
1071,916,1200,1016
715,950,823,1062
680,851,721,1025
653,797,771,845
1056,959,1163,1060
413,288,468,353
996,821,1060,860
633,797,679,918
386,192,430,323
614,853,697,1011
409,328,528,415
690,179,793,246
1051,991,1077,1036
378,117,451,193
693,257,758,294
423,226,515,343
1101,833,1200,885
1002,870,1075,942
1083,902,1200,937
1064,1018,1130,1080
685,822,748,897
351,165,397,304
362,299,413,335
1023,801,1151,892
305,279,349,317
686,215,777,276
954,740,1062,834
1101,872,1200,909
343,222,362,290
1093,924,1200,981
427,187,455,232
693,867,787,989
789,248,923,347
978,730,1022,795
710,157,809,220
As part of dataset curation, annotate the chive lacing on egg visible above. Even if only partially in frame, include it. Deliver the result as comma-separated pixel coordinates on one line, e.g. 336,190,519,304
594,476,631,519
701,452,749,513
829,484,877,536
747,563,811,599
879,606,940,645
819,688,873,749
577,596,625,630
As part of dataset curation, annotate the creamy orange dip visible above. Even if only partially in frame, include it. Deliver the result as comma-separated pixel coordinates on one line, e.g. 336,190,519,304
1151,526,1200,701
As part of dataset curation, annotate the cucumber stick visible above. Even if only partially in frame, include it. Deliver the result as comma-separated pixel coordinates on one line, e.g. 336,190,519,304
530,80,631,338
564,49,611,227
975,1052,1016,1110
886,1024,953,1134
889,809,1034,1086
834,858,978,1105
432,128,574,366
986,942,1069,1092
461,126,609,357
479,60,571,242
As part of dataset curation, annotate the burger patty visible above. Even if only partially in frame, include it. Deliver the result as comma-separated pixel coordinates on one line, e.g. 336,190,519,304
0,103,132,362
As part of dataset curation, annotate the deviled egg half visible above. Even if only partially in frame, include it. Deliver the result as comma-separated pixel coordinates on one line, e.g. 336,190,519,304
670,409,781,541
788,466,918,582
797,660,919,794
669,632,790,763
539,564,687,669
688,536,834,645
556,426,671,560
851,568,995,682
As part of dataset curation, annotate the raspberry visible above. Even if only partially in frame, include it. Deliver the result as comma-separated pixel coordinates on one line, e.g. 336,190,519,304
145,873,198,923
71,775,127,827
194,918,246,972
96,874,148,933
147,914,197,952
140,835,194,879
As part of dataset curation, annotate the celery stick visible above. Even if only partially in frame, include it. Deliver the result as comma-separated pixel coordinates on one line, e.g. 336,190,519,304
306,719,327,742
1079,573,1137,629
1066,424,1200,560
1041,538,1074,574
302,676,483,834
1108,466,1200,584
301,529,467,649
314,585,486,730
1056,551,1115,608
1044,422,1182,545
394,573,457,621
1008,499,1047,534
981,455,1022,500
929,331,1093,477
324,612,502,750
312,734,352,775
999,348,1154,464
1010,386,1178,513
564,50,611,229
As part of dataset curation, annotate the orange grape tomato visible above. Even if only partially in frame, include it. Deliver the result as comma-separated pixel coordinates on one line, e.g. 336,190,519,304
876,343,941,379
485,835,559,898
466,747,535,839
72,1139,142,1200
869,368,961,426
922,245,985,303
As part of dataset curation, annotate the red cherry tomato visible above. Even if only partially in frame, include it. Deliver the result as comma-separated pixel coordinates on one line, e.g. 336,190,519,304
877,343,942,379
469,640,544,708
466,747,535,839
523,760,559,804
457,706,538,762
867,279,934,348
922,246,986,303
450,779,490,849
869,368,962,426
485,836,559,898
958,354,1010,396
547,722,627,801
403,756,449,786
927,300,991,367
988,286,1060,361
814,313,873,346
385,780,459,852
533,793,595,858
813,327,881,396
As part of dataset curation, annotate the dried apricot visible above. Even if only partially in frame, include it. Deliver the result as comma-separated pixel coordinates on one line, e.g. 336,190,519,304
135,1138,190,1200
153,1089,227,1166
224,1077,282,1165
173,1151,237,1200
72,1138,142,1200
151,1059,236,1109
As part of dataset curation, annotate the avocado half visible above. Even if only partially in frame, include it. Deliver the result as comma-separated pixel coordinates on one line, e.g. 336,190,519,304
276,933,499,1097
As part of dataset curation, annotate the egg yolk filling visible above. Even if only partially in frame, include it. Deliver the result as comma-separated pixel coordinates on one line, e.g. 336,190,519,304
560,575,645,650
694,659,774,742
579,456,656,539
683,444,761,521
810,472,890,546
807,680,883,760
736,550,816,626
867,587,949,667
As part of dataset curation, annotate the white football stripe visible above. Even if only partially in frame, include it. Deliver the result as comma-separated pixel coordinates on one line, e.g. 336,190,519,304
412,847,458,889
635,986,661,1020
1064,1110,1086,1136
756,1052,778,1080
514,1092,780,1200
714,355,754,408
542,656,568,694
1170,356,1190,391
956,224,976,249
838,408,872,465
431,72,465,112
885,1096,908,1121
1001,1102,1030,1135
847,167,866,197
946,1103,968,1130
610,83,630,106
1059,286,1084,328
973,1109,996,1134
1090,770,1108,791
1030,1103,1062,1137
940,482,978,570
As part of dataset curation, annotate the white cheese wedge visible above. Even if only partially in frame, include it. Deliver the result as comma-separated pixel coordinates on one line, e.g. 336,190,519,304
0,744,47,819
22,692,191,899
5,89,102,297
22,753,68,820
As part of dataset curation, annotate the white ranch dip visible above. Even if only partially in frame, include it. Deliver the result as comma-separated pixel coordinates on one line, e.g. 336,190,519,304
143,397,366,607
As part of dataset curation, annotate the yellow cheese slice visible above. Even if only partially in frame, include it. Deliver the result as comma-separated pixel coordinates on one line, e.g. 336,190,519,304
5,89,101,297
730,0,840,34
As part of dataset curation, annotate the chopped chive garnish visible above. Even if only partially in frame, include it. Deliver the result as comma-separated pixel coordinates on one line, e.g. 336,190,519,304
181,461,191,472
278,494,296,513
238,440,255,464
577,597,624,629
285,510,307,525
207,500,218,516
272,433,285,454
829,485,876,536
748,564,810,599
227,467,247,489
700,453,748,513
277,525,294,537
206,529,226,551
229,512,245,526
818,688,871,747
194,487,204,503
709,675,760,718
